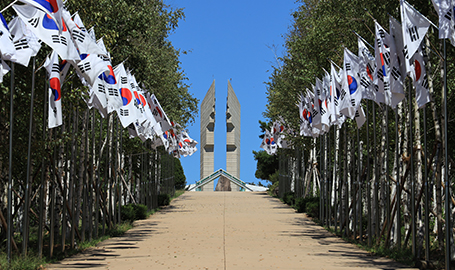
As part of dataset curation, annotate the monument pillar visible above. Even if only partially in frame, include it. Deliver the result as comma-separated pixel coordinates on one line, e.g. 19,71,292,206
200,80,216,191
226,81,241,191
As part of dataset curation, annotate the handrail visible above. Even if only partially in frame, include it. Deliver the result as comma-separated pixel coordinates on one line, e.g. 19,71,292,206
188,168,253,191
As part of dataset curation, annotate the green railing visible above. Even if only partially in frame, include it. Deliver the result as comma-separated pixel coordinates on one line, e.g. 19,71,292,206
189,169,252,191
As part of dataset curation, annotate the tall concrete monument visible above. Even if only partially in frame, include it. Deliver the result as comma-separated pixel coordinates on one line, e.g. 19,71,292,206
200,80,216,191
226,81,241,191
196,80,244,192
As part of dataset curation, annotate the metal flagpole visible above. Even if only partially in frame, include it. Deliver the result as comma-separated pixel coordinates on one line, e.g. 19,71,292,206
408,80,416,257
38,79,48,258
334,126,338,233
367,101,372,247
7,62,15,263
23,57,36,255
373,102,379,240
395,106,401,249
424,104,429,261
443,38,451,270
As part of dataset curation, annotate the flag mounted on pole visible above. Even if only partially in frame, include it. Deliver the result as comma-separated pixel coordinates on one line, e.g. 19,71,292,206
19,0,64,33
44,51,62,128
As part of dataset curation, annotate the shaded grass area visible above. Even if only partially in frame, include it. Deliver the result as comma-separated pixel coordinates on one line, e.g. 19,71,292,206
0,190,186,270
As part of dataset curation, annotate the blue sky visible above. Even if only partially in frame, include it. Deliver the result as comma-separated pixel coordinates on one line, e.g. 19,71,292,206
167,1,298,186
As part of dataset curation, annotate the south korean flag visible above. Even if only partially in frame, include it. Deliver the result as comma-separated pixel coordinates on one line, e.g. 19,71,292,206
0,13,17,62
44,51,63,128
0,60,10,83
147,93,173,133
431,0,455,46
13,4,79,61
8,16,42,67
400,0,431,74
62,10,107,57
411,44,431,108
114,63,138,128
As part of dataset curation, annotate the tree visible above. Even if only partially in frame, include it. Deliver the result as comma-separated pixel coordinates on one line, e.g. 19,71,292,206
252,150,278,183
174,157,186,190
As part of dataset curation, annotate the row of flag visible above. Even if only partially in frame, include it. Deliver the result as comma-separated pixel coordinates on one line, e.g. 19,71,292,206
0,0,197,158
298,0,445,138
259,118,290,155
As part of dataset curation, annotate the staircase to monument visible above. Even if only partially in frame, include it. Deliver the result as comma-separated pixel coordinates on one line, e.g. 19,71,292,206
189,168,252,191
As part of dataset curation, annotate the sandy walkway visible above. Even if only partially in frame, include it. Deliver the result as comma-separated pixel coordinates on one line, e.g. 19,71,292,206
46,192,416,270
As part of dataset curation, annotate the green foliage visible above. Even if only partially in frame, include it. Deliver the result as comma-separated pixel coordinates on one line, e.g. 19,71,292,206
120,203,148,221
282,192,295,206
0,252,45,270
174,158,186,190
158,194,171,206
253,150,279,182
305,201,319,218
294,196,319,213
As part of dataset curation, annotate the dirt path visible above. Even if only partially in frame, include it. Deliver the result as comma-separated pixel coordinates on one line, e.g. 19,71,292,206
46,192,416,270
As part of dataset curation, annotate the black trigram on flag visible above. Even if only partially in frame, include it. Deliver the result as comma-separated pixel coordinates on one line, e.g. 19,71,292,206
120,108,129,117
345,63,351,71
51,63,60,74
355,110,360,118
78,62,91,73
320,107,326,115
421,46,428,59
374,84,379,92
14,38,29,50
98,83,106,94
299,118,303,125
121,76,128,85
408,26,419,42
334,98,339,106
340,89,346,100
377,70,384,82
71,29,85,43
350,99,356,107
445,9,453,20
317,88,321,96
51,35,67,46
383,51,390,66
421,73,429,89
384,81,390,92
403,45,409,59
377,38,382,48
361,76,371,88
312,109,318,117
130,82,135,90
108,88,119,97
28,17,39,28
378,29,386,39
98,55,109,62
152,108,159,117
391,66,401,81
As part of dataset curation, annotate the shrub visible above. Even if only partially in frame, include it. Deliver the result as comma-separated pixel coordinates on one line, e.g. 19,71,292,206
306,201,319,218
158,194,171,207
282,192,295,206
294,196,319,213
120,203,148,221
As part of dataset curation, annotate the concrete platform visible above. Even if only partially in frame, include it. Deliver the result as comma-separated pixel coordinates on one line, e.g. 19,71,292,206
46,192,416,270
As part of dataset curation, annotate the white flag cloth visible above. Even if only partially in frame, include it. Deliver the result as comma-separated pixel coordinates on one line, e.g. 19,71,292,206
0,59,10,83
357,37,377,102
62,10,107,57
260,130,277,155
321,71,331,130
75,53,109,86
8,16,41,67
19,0,64,33
389,16,407,108
0,13,17,62
148,93,173,133
431,0,455,46
299,92,312,137
355,105,366,129
411,45,431,108
401,0,432,73
329,63,346,127
44,51,62,128
312,82,323,132
374,21,391,106
114,63,138,127
340,47,361,119
13,4,79,61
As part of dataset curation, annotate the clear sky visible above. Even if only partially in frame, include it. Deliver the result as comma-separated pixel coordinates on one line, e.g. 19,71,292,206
167,0,298,186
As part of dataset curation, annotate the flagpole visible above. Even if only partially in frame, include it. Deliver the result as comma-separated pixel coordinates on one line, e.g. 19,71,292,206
352,30,374,50
1,0,18,13
23,57,36,256
7,62,15,264
443,38,451,270
408,79,416,257
367,101,372,247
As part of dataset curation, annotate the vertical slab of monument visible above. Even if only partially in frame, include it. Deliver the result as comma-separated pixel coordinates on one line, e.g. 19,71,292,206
226,80,241,191
200,80,216,191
